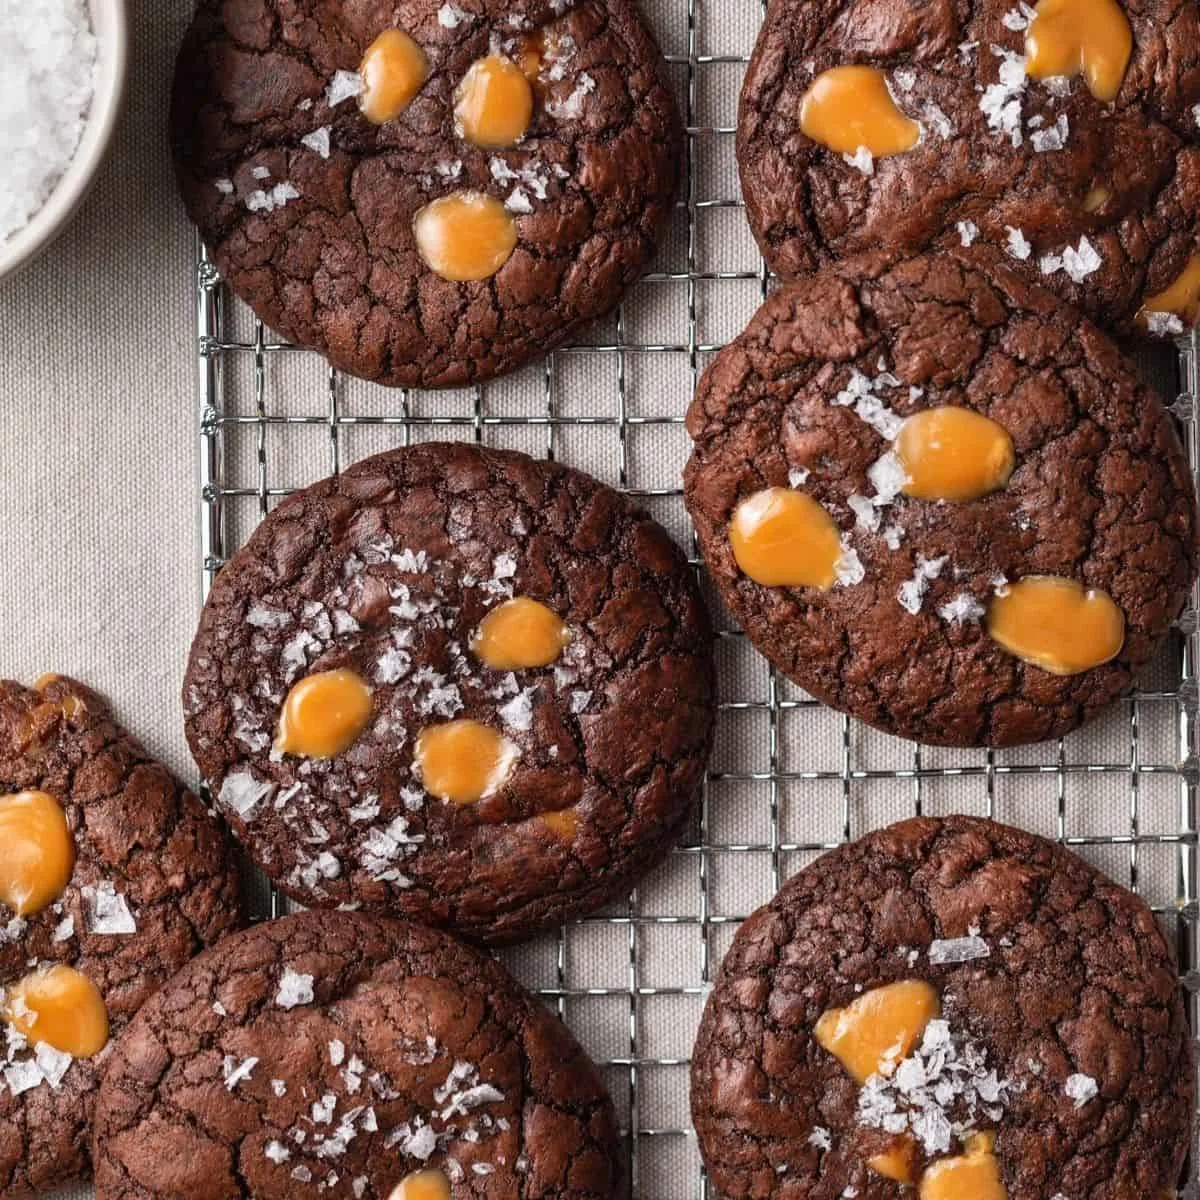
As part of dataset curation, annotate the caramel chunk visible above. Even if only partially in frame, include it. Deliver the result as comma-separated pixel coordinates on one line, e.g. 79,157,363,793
799,66,921,158
919,1132,1007,1199
274,669,373,759
359,29,429,124
1138,255,1200,330
415,720,519,804
869,1136,920,1184
4,964,109,1058
814,980,940,1084
454,54,534,148
1083,185,1110,213
413,191,518,282
729,487,845,589
894,407,1015,503
1025,0,1132,103
471,597,570,670
0,790,74,917
389,1170,451,1200
540,808,580,841
987,576,1125,675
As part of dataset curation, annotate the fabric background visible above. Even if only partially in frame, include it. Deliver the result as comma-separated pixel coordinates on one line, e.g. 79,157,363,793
1,1,1195,1197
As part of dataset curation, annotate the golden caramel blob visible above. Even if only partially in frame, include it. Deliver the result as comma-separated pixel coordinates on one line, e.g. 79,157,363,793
471,597,570,671
729,488,845,590
540,808,580,842
1024,0,1132,103
454,54,534,148
799,66,921,158
919,1132,1007,1200
275,669,373,759
869,1137,920,1184
389,1170,451,1200
4,965,109,1058
894,407,1016,503
987,576,1125,676
359,29,429,124
1138,255,1200,330
1083,186,1110,213
814,980,941,1085
415,720,518,805
0,790,74,917
414,192,518,282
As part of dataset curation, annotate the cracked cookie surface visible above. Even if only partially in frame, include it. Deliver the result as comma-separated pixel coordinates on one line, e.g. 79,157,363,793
690,815,1194,1200
0,675,242,1199
684,249,1198,747
93,910,621,1198
184,443,715,942
738,0,1200,339
170,0,681,387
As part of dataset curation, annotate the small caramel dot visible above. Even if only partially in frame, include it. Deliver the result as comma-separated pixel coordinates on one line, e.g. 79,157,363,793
868,1137,920,1184
1083,185,1110,213
413,191,518,283
4,964,109,1059
454,54,534,149
894,407,1015,503
1138,254,1200,330
415,720,518,805
729,487,844,590
0,790,74,917
987,576,1125,676
1024,0,1132,103
471,597,570,671
389,1169,451,1200
540,808,580,842
799,66,921,158
359,29,430,124
275,669,374,759
919,1132,1007,1200
814,980,940,1085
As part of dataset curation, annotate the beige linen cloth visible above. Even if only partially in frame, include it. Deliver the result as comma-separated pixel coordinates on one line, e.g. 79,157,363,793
1,1,1196,1197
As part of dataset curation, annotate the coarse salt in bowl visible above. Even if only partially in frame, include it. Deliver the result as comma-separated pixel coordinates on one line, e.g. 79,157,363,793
0,0,127,282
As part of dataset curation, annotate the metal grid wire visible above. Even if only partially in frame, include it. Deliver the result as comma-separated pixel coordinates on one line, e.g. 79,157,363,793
191,3,1200,1194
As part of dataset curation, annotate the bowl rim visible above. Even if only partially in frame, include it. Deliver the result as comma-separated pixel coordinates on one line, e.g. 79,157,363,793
0,0,130,282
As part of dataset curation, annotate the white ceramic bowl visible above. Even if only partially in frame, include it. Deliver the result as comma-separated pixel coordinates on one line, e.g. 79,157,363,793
0,0,129,282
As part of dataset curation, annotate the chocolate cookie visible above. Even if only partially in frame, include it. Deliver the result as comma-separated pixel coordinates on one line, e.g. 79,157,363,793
738,0,1200,339
0,675,241,1199
691,815,1194,1199
184,443,715,941
170,0,681,388
93,910,620,1199
684,249,1198,747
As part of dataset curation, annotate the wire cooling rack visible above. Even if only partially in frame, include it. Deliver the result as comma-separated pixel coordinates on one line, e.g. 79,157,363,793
191,2,1200,1194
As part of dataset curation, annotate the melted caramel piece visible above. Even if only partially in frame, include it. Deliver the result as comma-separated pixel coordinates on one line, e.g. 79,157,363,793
1083,186,1110,213
894,407,1015,503
869,1137,920,1184
415,720,518,805
455,54,534,148
1024,0,1132,103
799,66,921,158
1138,254,1200,329
540,808,580,842
275,669,373,759
359,29,429,124
471,597,570,670
987,576,1124,676
4,965,109,1058
389,1169,451,1200
0,790,74,917
729,488,844,590
814,980,940,1084
414,192,518,282
919,1132,1007,1200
